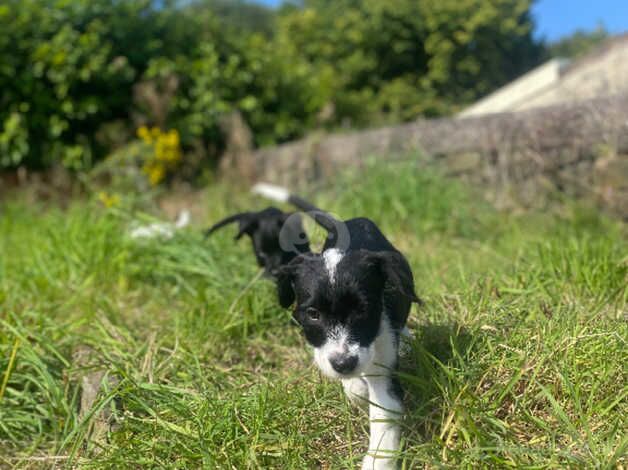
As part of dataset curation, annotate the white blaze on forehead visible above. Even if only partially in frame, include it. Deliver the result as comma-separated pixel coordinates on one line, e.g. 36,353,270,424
323,248,344,284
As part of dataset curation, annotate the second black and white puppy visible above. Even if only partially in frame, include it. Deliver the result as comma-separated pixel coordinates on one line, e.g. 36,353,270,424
205,207,310,277
254,183,420,470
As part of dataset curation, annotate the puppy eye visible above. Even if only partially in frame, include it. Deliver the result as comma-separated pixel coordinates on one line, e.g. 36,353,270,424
306,308,321,321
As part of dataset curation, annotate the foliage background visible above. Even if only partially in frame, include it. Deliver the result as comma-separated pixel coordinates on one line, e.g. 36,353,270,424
0,0,607,174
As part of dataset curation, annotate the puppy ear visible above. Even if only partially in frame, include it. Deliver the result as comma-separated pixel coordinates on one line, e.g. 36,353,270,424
368,250,420,328
374,251,420,303
275,254,306,308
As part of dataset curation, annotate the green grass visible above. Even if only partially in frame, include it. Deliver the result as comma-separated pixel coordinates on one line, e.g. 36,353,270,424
1,162,626,468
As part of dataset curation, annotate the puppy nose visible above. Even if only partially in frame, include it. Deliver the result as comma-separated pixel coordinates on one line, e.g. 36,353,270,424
329,354,358,374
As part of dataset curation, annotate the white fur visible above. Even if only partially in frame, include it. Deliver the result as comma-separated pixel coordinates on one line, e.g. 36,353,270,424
323,248,344,284
342,377,369,404
313,324,373,379
361,318,402,470
367,317,398,374
251,182,290,203
314,316,403,469
361,375,402,470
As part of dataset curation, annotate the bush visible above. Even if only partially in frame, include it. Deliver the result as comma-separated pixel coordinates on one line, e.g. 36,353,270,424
0,0,139,169
0,0,546,174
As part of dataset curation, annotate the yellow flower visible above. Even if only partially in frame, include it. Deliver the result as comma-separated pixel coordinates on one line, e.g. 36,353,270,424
98,191,120,208
149,166,165,185
138,126,183,186
137,126,151,142
142,161,166,186
166,129,180,146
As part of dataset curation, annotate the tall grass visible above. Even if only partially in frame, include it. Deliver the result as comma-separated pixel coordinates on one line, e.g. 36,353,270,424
1,162,626,468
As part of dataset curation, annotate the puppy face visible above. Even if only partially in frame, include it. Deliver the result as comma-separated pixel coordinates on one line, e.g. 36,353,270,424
278,249,389,378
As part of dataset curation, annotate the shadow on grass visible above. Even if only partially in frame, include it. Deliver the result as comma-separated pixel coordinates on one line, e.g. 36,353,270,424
398,322,474,439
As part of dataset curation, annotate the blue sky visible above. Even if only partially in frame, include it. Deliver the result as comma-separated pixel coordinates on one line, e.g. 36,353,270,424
255,0,628,42
532,0,628,41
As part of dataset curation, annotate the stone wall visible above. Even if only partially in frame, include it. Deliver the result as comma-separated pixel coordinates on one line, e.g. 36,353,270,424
246,95,628,218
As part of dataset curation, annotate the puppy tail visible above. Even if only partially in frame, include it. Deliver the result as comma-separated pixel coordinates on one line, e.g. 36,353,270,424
251,183,290,204
204,212,249,238
252,183,337,232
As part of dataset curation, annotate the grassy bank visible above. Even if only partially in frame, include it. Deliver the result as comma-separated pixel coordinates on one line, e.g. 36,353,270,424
1,163,626,468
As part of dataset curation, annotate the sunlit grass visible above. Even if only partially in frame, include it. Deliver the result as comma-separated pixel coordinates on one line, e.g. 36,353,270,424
1,162,626,468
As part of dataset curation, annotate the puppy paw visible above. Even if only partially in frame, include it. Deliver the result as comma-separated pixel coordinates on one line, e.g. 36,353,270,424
361,454,396,470
342,377,368,405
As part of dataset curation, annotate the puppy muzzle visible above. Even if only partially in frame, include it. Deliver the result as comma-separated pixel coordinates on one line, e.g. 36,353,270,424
329,353,359,374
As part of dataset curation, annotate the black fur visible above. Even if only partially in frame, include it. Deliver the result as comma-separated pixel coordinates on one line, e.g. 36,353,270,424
205,207,310,276
253,185,422,465
277,216,420,373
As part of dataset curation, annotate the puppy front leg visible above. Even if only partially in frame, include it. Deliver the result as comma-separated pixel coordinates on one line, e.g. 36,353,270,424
362,375,402,470
342,377,369,405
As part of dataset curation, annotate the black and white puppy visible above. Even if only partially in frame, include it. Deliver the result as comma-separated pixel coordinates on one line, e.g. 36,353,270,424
205,207,310,277
254,183,420,470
